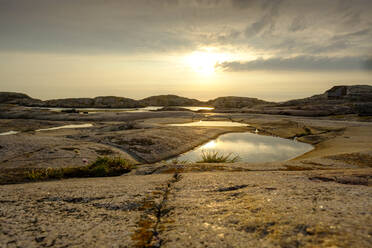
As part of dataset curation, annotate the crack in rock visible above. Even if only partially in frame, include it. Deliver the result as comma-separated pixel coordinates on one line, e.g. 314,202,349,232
93,202,143,211
37,196,106,203
216,184,248,192
131,172,182,248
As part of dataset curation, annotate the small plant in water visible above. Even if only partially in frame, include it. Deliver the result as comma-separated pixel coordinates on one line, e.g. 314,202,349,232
171,159,189,165
197,150,240,163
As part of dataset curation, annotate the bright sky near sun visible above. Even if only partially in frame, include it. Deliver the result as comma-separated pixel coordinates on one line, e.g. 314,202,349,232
0,0,371,101
184,47,243,75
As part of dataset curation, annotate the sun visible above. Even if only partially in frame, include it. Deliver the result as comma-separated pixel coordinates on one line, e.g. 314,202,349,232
185,49,232,75
186,52,217,75
200,140,217,149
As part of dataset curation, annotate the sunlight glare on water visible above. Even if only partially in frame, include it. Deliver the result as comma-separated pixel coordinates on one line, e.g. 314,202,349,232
36,124,93,132
172,132,313,163
168,120,248,127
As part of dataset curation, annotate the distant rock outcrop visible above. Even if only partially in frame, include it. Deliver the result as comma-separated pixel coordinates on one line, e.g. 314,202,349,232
326,85,372,101
44,98,94,108
270,85,372,116
43,96,144,108
207,96,271,109
281,85,372,106
1,84,371,116
140,95,203,106
0,92,31,103
93,96,143,108
156,106,192,111
0,92,45,107
0,93,145,108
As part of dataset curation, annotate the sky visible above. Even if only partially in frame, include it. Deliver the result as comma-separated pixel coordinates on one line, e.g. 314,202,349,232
0,0,371,101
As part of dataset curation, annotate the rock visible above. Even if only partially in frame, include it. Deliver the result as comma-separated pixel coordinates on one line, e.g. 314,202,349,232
1,84,371,116
42,96,144,108
44,98,95,108
207,96,271,109
13,98,45,107
0,92,32,103
61,109,79,113
156,106,192,111
326,85,372,101
353,103,372,116
281,85,372,106
0,92,46,107
93,96,144,108
262,85,372,116
140,94,203,106
326,85,348,99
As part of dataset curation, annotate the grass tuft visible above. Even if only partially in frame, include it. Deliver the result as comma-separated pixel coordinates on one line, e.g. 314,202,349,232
26,156,135,181
197,150,240,163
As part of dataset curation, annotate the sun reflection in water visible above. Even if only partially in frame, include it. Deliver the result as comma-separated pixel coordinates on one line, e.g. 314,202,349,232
200,140,217,149
172,132,313,163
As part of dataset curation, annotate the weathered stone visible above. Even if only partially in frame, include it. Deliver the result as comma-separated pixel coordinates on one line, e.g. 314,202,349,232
156,106,192,111
93,96,144,108
44,98,94,108
0,92,31,103
140,94,203,106
326,85,372,101
207,96,271,109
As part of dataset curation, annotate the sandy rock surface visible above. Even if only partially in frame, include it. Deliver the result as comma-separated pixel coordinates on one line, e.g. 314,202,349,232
0,169,371,247
164,170,372,247
0,174,170,247
0,109,372,247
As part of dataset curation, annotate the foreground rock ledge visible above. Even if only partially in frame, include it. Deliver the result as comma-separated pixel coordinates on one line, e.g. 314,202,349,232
0,110,371,247
0,169,371,247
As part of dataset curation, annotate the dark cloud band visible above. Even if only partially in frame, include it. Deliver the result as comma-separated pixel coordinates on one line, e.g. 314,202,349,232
0,0,371,59
217,56,372,71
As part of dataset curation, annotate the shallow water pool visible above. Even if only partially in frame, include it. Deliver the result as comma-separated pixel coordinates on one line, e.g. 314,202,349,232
171,132,313,163
31,106,214,113
36,123,93,132
0,131,19,136
168,120,248,127
0,124,93,136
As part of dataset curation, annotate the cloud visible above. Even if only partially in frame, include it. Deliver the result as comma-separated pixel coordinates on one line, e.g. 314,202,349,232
0,0,371,58
244,0,283,37
217,56,372,71
331,28,370,41
289,16,307,32
230,0,257,9
0,0,199,54
364,58,372,70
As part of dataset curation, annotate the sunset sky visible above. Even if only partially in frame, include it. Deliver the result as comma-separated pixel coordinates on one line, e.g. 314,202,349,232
0,0,371,101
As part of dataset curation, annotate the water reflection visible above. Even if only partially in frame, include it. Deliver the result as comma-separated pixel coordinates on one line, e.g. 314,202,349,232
168,121,248,127
182,106,214,111
173,132,313,163
30,106,213,113
0,131,19,136
0,124,94,136
36,123,93,132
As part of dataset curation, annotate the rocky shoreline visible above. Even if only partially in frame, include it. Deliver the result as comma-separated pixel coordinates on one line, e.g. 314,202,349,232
0,86,371,247
2,85,372,116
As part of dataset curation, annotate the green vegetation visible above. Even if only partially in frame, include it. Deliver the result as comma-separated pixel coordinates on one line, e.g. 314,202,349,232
26,156,135,181
304,127,312,135
170,159,189,165
197,150,240,163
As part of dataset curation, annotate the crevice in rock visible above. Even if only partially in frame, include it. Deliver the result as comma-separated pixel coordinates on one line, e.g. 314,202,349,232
97,141,149,164
131,172,182,247
93,201,143,211
309,175,371,186
37,196,106,203
216,184,248,192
